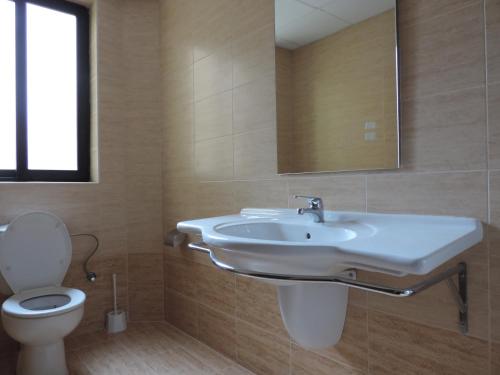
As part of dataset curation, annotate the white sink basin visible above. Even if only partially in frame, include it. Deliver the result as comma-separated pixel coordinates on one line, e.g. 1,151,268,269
215,221,357,242
178,207,482,349
178,208,482,277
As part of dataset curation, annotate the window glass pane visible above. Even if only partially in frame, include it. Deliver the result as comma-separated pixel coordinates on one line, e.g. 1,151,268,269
27,3,78,170
0,0,16,170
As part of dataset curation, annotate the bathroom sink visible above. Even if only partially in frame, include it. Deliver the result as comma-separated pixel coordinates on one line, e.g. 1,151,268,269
178,207,482,349
178,208,483,277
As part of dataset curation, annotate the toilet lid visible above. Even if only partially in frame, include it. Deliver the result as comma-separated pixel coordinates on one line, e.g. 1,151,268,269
0,212,72,293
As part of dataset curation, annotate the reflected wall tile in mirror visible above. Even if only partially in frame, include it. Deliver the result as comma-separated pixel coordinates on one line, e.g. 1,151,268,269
275,4,399,174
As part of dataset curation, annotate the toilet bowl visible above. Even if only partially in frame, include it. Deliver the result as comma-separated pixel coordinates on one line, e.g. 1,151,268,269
0,212,86,375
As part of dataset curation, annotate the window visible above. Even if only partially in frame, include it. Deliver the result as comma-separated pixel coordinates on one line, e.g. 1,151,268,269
0,0,90,181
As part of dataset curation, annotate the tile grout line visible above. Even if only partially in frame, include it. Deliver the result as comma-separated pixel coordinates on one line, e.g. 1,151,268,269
364,175,368,213
482,0,493,372
401,83,487,103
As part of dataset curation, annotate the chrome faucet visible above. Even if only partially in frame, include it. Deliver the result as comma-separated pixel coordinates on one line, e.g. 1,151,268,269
294,195,324,223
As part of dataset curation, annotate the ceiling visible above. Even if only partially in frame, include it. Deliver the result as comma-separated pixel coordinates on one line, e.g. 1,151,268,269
275,0,395,50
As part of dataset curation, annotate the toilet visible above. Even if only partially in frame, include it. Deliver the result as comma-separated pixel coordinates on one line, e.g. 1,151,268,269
0,212,86,375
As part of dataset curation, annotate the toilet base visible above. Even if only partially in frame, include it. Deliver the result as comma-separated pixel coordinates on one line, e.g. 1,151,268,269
17,340,68,375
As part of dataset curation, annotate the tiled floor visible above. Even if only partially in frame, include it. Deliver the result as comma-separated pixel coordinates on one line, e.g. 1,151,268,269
1,322,254,375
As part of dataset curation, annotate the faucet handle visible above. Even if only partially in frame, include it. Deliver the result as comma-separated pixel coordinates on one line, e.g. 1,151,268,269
293,195,324,209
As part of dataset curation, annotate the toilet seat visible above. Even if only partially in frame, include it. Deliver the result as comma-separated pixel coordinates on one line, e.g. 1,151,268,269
2,286,85,319
0,212,72,294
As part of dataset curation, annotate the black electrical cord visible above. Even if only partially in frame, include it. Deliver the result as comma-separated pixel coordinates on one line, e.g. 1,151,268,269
70,233,99,282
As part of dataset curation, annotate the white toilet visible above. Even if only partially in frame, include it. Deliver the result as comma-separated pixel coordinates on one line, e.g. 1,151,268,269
0,212,86,375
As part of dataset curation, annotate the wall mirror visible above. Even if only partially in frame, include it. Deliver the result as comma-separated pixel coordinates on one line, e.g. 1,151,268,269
275,0,400,174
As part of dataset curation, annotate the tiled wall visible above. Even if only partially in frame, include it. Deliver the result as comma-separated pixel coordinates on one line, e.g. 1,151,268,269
160,0,500,374
0,0,163,366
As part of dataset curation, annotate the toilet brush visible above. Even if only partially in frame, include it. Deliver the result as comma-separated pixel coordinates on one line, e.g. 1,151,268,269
106,273,127,334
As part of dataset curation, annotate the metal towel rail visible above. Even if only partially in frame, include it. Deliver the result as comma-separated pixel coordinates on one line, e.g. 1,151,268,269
188,241,468,334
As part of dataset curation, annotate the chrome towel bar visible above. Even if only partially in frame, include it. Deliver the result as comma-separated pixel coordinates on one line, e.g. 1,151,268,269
188,241,468,334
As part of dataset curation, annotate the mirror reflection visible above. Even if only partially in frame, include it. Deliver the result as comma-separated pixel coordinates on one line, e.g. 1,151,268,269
275,0,399,174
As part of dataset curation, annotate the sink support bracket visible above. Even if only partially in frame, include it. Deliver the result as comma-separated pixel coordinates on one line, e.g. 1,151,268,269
187,242,468,334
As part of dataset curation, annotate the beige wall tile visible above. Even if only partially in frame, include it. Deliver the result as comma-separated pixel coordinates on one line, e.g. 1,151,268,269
399,2,485,99
486,0,500,84
312,305,368,372
366,270,488,339
367,172,488,221
232,180,288,209
194,47,232,101
291,345,363,375
232,25,275,88
488,83,500,168
401,87,487,171
233,128,277,179
163,141,195,183
166,291,198,338
196,263,236,315
398,0,480,27
198,304,237,360
195,182,237,217
163,65,194,108
128,254,164,321
192,0,235,62
165,256,197,298
195,91,233,141
231,0,274,37
129,282,164,321
492,341,500,374
236,320,290,375
368,311,488,375
236,276,289,339
160,0,193,73
195,136,234,181
233,75,276,134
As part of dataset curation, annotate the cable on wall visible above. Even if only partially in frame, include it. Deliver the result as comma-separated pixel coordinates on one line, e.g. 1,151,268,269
70,233,99,282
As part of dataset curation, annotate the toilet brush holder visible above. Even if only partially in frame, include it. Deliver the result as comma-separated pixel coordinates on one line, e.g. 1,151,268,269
106,309,127,334
106,273,127,334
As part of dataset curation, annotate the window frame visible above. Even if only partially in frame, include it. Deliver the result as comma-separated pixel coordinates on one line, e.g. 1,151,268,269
0,0,90,182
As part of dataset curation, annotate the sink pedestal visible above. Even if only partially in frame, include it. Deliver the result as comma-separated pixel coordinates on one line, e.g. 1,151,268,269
278,283,348,348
